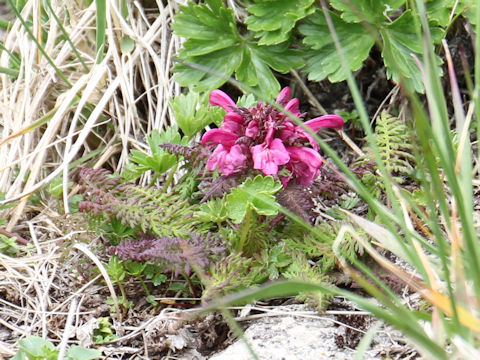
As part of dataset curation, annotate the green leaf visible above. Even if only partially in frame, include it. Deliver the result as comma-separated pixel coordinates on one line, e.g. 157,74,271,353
67,346,102,360
18,336,57,358
458,0,478,25
172,0,303,98
120,36,135,53
226,175,282,224
143,264,167,286
47,175,72,198
245,0,315,45
380,10,441,93
105,256,126,283
329,0,405,24
128,126,188,177
124,260,146,276
236,94,257,108
426,0,457,27
0,234,19,256
201,280,332,310
169,91,223,138
299,10,375,82
196,197,228,223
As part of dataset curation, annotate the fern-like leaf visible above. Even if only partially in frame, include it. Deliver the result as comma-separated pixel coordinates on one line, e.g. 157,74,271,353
202,252,268,301
77,168,204,237
364,111,415,182
109,232,224,276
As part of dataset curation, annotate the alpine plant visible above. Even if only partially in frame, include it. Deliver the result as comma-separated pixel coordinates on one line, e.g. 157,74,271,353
202,87,344,186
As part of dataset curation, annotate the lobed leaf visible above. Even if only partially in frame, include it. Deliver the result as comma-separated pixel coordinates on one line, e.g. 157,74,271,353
380,10,438,93
245,0,315,45
329,0,405,24
172,0,303,98
300,10,375,82
226,175,283,224
169,92,224,138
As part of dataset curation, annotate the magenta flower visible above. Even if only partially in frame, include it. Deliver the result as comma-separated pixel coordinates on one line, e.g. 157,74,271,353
286,146,323,186
201,87,344,185
251,129,290,175
202,129,238,147
304,114,344,132
206,144,247,175
209,89,237,111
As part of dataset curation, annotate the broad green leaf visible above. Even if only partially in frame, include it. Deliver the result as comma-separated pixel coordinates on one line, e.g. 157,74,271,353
329,0,405,24
67,346,102,360
380,10,442,93
172,0,303,98
426,0,457,27
226,175,282,223
299,10,375,82
245,0,315,45
459,0,478,25
18,336,57,358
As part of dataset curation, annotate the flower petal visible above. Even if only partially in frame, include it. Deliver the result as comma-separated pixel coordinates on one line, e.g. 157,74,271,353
286,146,323,168
245,121,259,138
304,115,344,132
269,139,290,164
207,144,246,175
284,98,300,117
201,129,238,147
210,90,237,111
276,87,291,105
251,139,290,175
286,146,323,186
224,112,244,123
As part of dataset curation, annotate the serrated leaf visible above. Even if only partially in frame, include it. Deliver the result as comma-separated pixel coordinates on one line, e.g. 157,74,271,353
172,0,303,98
245,0,315,45
128,127,188,175
329,0,405,24
458,0,478,25
426,0,457,27
226,175,282,223
170,92,223,138
236,94,257,108
196,197,228,223
380,10,442,93
299,10,375,82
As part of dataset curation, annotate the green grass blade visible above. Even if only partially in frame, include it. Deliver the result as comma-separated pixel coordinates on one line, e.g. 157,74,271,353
5,0,72,87
0,18,11,30
95,0,106,64
0,66,18,78
44,0,90,72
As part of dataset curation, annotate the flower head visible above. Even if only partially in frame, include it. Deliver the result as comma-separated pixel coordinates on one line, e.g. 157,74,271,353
201,87,344,185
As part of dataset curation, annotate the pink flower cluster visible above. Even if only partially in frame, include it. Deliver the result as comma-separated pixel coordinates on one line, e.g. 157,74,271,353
201,87,344,187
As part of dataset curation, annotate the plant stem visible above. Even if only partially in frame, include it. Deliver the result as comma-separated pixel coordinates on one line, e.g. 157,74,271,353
237,207,252,253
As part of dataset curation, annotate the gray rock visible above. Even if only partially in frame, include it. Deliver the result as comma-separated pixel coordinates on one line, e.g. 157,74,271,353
209,304,406,360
